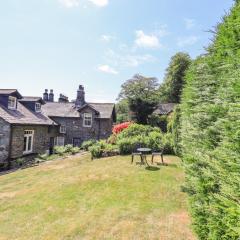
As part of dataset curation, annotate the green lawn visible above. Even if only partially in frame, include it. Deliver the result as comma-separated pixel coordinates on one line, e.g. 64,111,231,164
0,154,195,240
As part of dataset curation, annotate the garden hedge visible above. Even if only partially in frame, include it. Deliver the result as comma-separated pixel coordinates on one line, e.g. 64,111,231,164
180,1,240,239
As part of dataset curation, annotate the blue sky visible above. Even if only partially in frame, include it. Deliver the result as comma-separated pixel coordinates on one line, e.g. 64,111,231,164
0,0,234,102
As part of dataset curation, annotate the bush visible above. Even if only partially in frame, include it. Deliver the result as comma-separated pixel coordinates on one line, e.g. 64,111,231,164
117,138,134,155
112,122,132,134
64,144,74,153
117,123,161,140
89,145,102,159
107,134,117,145
70,147,80,155
148,131,164,151
16,158,25,167
81,140,96,151
116,123,166,154
54,146,66,156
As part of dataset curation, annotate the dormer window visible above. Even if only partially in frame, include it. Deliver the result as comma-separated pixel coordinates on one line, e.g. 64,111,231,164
8,96,17,110
83,113,92,127
35,103,41,112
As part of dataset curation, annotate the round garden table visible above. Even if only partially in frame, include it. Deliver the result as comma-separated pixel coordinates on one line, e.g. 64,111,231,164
137,148,152,165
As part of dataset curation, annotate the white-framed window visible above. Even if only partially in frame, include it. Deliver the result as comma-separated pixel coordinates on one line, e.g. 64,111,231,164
54,137,65,146
35,103,41,112
8,96,17,110
83,113,92,127
60,125,66,134
23,130,34,154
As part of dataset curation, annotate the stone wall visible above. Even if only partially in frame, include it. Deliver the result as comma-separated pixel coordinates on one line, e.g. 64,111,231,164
10,125,53,159
0,118,10,163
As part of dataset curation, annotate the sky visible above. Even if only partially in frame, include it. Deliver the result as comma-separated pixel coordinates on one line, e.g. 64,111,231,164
0,0,234,103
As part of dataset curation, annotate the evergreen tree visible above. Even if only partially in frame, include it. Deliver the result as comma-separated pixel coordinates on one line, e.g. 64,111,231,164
181,2,240,239
159,52,191,103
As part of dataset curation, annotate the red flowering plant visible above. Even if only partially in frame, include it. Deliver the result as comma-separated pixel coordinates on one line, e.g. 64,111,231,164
112,122,132,135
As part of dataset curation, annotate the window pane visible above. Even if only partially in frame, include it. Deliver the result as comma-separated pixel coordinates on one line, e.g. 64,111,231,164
28,136,32,151
24,137,27,152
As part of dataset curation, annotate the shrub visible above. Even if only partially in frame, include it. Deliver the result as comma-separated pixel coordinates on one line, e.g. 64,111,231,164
107,134,117,145
117,123,160,140
71,147,80,155
167,106,181,156
16,158,25,167
89,145,102,159
117,138,134,155
148,131,164,151
116,123,166,155
54,146,66,156
112,122,132,134
65,144,74,153
81,140,96,151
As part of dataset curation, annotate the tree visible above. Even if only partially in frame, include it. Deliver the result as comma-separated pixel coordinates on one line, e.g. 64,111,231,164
115,99,130,123
118,74,159,124
180,2,240,239
159,52,191,103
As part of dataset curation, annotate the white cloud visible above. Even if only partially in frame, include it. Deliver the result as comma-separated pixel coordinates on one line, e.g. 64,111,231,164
177,36,198,47
88,0,109,7
59,0,109,8
98,65,118,74
184,18,196,30
59,0,80,8
135,30,161,49
100,34,115,42
104,49,156,68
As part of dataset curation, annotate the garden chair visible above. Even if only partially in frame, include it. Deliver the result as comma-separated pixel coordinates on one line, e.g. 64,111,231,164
131,143,143,164
151,146,164,165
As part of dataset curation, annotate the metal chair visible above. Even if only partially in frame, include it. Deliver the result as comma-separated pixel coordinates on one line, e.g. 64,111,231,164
151,147,164,165
131,143,142,164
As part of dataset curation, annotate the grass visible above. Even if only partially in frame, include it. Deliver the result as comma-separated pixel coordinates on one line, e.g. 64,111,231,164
0,154,196,240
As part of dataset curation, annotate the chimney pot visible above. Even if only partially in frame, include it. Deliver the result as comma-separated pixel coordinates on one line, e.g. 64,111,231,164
49,89,54,102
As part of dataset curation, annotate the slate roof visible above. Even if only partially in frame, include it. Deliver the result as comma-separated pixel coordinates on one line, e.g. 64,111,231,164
0,102,56,125
42,102,115,119
87,103,115,119
0,89,22,98
19,97,45,104
153,103,176,115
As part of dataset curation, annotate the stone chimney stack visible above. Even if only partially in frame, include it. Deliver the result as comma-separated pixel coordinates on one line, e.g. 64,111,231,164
75,85,85,107
43,89,49,102
49,89,54,102
58,94,69,103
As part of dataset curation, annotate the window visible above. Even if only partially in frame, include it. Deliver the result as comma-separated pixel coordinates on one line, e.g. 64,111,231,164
8,96,17,110
54,137,65,146
83,113,92,127
35,103,41,112
23,130,34,154
60,125,66,134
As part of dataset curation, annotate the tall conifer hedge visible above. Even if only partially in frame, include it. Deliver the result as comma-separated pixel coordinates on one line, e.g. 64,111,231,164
180,1,240,239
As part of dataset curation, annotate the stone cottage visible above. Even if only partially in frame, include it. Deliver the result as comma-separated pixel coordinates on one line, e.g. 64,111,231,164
42,85,116,147
0,86,116,168
0,89,58,168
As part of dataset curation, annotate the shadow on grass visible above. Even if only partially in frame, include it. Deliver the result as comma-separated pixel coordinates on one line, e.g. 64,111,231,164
156,162,178,168
145,166,160,171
